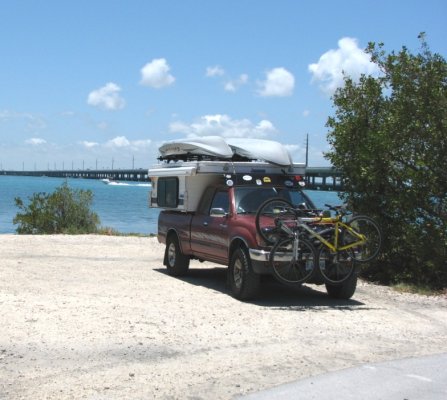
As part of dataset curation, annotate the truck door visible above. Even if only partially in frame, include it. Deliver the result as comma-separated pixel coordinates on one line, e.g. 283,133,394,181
190,188,229,263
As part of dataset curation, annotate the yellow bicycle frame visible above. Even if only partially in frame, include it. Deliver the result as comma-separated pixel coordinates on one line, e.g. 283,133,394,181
298,216,367,253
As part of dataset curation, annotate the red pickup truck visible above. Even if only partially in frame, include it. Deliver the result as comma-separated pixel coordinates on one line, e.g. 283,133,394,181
152,169,357,301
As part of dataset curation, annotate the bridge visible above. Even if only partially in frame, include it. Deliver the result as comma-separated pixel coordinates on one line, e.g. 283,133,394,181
1,166,343,191
1,168,149,182
304,167,343,191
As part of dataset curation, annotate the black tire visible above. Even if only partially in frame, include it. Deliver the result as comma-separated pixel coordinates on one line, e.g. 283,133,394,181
228,247,260,300
269,237,316,285
317,246,355,284
165,234,190,276
255,198,294,245
325,271,357,299
343,215,382,263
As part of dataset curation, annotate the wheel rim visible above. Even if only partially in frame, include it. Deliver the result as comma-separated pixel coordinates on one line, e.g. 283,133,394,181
318,248,354,284
270,238,315,285
167,243,176,267
233,259,243,289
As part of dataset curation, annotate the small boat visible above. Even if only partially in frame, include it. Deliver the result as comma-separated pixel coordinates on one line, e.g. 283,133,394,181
101,178,119,185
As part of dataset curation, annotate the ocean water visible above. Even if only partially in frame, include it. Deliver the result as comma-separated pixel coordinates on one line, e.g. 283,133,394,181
0,175,341,234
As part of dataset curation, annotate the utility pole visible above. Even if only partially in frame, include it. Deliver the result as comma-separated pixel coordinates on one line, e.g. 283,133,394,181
132,155,135,169
112,158,114,170
305,133,309,167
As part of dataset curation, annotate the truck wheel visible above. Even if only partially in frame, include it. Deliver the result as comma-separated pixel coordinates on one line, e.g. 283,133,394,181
165,234,190,276
228,247,260,301
325,271,357,300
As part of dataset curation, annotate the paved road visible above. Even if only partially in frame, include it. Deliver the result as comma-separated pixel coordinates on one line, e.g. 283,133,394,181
239,353,447,400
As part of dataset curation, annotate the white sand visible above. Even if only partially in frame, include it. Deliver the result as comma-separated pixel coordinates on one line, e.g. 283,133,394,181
1,234,446,399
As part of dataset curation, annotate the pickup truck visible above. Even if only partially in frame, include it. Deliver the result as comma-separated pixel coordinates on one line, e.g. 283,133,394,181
156,174,358,300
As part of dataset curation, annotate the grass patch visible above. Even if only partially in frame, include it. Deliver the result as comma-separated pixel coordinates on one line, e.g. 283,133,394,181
96,227,156,237
392,282,444,296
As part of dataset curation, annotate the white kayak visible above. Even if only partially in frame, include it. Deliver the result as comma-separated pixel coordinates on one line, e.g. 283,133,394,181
158,136,293,166
158,136,233,159
226,138,293,166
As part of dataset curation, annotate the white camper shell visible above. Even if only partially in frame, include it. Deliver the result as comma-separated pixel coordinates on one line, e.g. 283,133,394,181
148,137,306,212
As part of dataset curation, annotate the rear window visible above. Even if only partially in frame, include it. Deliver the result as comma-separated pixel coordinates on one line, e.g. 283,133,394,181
235,187,314,214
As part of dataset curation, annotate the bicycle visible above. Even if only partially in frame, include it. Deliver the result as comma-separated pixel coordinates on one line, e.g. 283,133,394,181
255,198,382,285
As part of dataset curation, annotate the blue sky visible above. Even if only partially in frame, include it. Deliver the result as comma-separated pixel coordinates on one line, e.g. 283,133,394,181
1,0,446,170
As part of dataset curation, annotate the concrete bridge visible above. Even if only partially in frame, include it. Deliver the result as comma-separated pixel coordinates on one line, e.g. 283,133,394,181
1,168,149,182
1,167,342,191
304,167,343,191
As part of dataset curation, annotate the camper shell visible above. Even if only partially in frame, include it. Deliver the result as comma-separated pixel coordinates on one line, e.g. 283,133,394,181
149,136,306,212
148,160,306,212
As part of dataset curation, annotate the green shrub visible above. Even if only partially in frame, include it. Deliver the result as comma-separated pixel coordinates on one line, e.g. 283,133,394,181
326,35,447,290
13,181,100,234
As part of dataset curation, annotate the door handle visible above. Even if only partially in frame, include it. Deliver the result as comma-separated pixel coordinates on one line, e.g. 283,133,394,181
203,221,208,226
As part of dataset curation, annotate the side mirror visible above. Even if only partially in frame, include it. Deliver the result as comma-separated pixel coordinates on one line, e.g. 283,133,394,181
210,207,227,217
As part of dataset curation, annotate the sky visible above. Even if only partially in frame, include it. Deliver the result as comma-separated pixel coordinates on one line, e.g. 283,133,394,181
1,0,446,171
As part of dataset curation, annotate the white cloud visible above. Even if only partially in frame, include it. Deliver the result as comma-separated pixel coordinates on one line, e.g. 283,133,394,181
106,136,130,148
0,110,46,131
224,74,249,92
80,141,99,149
205,67,249,92
257,67,295,97
105,136,152,151
308,37,380,94
25,137,46,145
140,58,175,88
87,82,125,110
169,114,277,139
130,139,152,150
97,121,108,130
206,65,225,77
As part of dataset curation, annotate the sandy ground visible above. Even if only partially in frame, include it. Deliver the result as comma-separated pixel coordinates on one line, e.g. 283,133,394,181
1,235,446,400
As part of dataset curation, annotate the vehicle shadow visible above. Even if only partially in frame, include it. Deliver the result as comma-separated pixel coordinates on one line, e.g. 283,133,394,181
154,267,369,310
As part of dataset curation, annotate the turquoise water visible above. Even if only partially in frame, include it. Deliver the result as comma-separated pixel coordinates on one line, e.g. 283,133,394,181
0,176,157,234
0,175,341,234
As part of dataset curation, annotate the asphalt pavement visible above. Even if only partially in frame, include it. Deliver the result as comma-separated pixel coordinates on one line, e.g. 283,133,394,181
238,353,447,400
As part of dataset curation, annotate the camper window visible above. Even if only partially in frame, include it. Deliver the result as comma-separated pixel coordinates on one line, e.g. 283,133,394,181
157,177,178,208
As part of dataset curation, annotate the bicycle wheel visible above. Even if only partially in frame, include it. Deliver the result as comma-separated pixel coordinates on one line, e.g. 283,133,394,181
255,198,295,245
343,215,382,263
317,246,355,284
269,237,316,285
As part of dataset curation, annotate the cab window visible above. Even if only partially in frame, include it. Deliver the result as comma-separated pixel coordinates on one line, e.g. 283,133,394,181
210,190,229,215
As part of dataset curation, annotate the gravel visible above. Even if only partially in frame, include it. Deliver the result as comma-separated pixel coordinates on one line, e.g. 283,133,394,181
1,234,446,399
